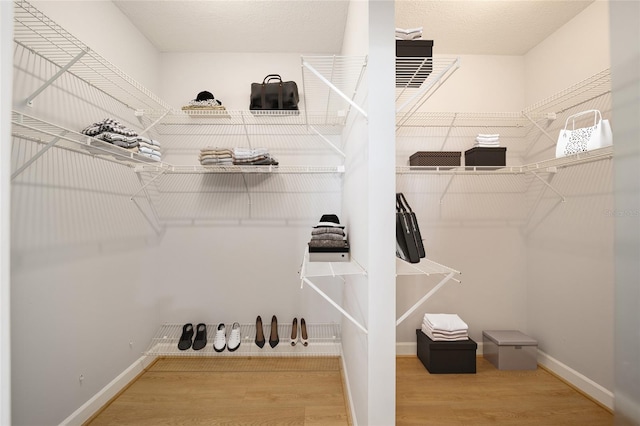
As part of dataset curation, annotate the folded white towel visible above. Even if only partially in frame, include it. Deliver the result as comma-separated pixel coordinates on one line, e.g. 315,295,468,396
477,133,500,139
423,313,468,332
474,143,501,148
396,27,423,35
139,152,161,162
395,33,423,41
139,146,161,156
137,135,161,148
422,325,469,341
476,136,500,143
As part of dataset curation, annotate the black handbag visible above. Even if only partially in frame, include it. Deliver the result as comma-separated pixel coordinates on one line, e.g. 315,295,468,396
396,193,421,263
250,74,299,111
398,192,426,259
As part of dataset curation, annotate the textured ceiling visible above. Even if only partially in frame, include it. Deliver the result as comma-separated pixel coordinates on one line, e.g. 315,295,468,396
396,0,595,55
114,0,594,55
113,0,350,53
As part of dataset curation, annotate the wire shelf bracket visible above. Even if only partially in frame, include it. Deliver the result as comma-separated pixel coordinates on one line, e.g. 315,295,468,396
301,59,368,120
396,256,462,326
11,127,68,180
299,249,368,334
25,49,88,107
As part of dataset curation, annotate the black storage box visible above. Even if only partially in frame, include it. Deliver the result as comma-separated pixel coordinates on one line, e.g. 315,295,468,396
396,40,434,88
410,151,461,169
464,147,507,170
416,329,477,374
396,40,434,57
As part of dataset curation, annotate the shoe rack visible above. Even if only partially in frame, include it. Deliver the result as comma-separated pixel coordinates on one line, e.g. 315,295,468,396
144,322,341,357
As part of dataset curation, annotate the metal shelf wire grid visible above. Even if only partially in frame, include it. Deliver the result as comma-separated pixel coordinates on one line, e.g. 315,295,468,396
144,322,341,358
13,0,171,112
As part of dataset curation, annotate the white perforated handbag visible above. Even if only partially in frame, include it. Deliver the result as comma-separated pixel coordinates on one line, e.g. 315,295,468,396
556,109,613,158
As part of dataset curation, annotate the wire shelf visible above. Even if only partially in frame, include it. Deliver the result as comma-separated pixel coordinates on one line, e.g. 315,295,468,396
396,257,460,276
11,111,167,169
13,0,171,112
144,322,341,358
136,164,345,175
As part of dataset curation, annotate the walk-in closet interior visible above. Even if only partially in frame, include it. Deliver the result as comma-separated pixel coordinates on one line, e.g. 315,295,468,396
2,0,639,425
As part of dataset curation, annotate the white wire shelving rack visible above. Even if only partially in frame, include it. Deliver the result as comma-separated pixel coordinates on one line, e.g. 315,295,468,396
299,248,368,334
13,0,171,112
396,56,461,125
395,257,462,326
11,111,167,179
144,322,341,358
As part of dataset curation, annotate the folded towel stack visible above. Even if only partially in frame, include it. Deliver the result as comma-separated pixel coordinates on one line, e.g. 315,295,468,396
474,133,500,148
422,313,469,341
81,118,139,151
308,214,348,249
396,27,423,40
182,90,226,111
232,147,278,166
137,136,162,162
200,147,233,166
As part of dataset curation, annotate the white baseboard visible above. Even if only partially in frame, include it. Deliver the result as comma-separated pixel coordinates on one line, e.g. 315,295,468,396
397,342,613,410
59,355,156,426
537,349,614,410
340,354,358,426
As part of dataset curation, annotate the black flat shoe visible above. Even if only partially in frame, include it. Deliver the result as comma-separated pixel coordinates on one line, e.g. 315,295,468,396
269,315,279,348
255,316,266,348
178,323,194,350
192,323,207,351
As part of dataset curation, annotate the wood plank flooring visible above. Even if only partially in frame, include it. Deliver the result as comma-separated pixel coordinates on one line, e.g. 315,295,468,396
86,356,613,425
85,357,351,426
396,356,613,425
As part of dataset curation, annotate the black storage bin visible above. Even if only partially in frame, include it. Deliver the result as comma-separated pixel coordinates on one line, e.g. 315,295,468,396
396,40,434,88
396,40,434,57
464,147,507,170
416,329,477,374
409,151,461,169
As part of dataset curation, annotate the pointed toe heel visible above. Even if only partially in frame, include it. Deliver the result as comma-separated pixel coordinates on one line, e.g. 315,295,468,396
290,317,298,346
269,315,279,348
300,318,309,347
255,316,266,348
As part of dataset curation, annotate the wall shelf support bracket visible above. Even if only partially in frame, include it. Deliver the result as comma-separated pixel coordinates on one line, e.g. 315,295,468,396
523,112,557,145
308,124,346,158
531,171,565,202
301,277,368,334
440,175,455,204
11,129,68,180
302,60,368,120
138,109,171,136
130,168,167,200
396,272,456,326
25,49,88,106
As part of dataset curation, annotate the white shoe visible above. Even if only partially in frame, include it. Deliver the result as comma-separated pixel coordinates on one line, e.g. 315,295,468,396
213,323,226,352
228,322,241,352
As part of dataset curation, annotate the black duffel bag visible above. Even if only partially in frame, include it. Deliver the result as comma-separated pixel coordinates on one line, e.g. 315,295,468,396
250,74,299,111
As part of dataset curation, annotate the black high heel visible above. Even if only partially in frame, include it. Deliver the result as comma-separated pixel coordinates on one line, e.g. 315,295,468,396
269,315,279,348
300,318,308,347
255,316,266,348
290,317,298,346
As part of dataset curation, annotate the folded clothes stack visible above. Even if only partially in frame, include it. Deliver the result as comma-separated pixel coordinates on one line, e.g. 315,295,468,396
232,147,278,166
137,136,162,162
474,133,500,148
199,147,233,166
308,215,350,262
81,118,139,151
422,313,469,341
396,26,423,40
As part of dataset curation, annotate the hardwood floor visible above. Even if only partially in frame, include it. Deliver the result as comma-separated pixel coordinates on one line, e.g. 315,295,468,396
85,357,351,426
86,356,613,425
396,356,613,425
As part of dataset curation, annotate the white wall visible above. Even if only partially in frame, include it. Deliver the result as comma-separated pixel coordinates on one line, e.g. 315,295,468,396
610,1,640,422
524,0,610,106
339,1,369,424
523,0,614,394
10,2,164,424
30,1,162,94
1,2,14,424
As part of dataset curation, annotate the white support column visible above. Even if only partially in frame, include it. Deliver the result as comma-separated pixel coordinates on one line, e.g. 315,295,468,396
0,3,13,424
368,1,396,425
